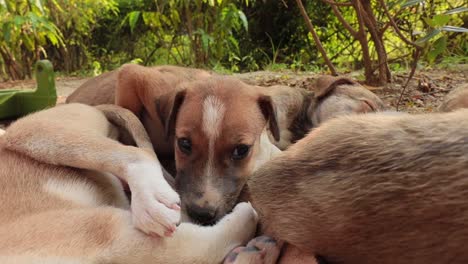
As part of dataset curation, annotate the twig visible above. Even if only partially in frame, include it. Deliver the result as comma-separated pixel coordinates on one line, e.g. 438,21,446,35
321,0,352,6
296,0,338,76
378,0,421,48
326,2,359,37
396,49,421,111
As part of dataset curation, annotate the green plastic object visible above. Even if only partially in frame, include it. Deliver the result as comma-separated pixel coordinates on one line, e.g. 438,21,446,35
0,60,57,120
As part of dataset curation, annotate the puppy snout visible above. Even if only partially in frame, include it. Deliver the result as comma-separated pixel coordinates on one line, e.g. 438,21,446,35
187,204,217,225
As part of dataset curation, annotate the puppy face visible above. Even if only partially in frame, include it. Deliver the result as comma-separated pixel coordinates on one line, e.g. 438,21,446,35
158,77,279,225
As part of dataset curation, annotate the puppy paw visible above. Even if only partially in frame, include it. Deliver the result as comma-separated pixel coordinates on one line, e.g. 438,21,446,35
218,202,258,247
224,236,281,264
224,246,265,264
127,161,181,237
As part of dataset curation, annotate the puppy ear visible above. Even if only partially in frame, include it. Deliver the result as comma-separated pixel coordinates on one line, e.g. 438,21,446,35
314,76,356,101
155,89,186,140
258,95,280,142
115,64,147,116
356,99,379,113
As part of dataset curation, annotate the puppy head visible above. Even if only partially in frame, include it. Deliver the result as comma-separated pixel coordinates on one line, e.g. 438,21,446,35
308,76,386,125
157,77,279,225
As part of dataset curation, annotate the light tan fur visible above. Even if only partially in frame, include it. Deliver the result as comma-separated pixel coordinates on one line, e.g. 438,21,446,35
0,103,258,263
439,83,468,112
248,109,468,264
310,76,387,125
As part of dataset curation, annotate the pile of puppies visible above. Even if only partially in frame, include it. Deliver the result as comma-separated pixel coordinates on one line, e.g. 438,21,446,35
0,64,467,264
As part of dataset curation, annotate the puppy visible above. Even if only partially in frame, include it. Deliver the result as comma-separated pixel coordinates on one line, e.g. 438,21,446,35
439,83,468,112
248,109,468,263
259,76,386,150
66,65,216,107
310,75,387,125
68,64,281,225
0,103,258,263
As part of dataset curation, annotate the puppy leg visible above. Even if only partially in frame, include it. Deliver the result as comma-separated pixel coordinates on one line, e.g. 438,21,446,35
0,128,4,136
278,244,319,264
3,104,180,237
224,236,282,264
0,203,257,264
157,202,258,263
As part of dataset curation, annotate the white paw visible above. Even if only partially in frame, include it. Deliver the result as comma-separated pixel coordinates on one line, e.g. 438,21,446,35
127,161,181,237
232,202,259,223
223,202,258,242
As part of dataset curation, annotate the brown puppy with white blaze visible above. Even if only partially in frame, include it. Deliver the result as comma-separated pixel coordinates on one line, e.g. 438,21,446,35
162,77,281,225
67,64,280,225
0,103,258,263
247,109,468,264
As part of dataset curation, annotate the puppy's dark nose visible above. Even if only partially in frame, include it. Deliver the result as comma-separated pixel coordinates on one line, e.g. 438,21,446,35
186,204,217,225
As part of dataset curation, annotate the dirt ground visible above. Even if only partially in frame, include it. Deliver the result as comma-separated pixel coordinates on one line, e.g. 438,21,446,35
0,66,466,129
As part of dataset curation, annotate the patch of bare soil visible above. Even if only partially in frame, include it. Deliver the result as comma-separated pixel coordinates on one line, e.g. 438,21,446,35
235,65,467,113
0,66,466,129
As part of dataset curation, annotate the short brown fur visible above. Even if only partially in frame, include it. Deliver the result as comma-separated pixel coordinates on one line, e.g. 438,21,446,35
248,109,468,264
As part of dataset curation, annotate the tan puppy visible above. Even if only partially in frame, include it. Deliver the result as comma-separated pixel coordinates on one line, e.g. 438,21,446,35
66,65,216,108
68,64,281,225
310,75,387,125
259,76,386,150
0,103,258,263
439,83,468,112
247,109,468,264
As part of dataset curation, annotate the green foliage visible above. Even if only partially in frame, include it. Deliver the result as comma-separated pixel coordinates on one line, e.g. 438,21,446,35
0,0,466,80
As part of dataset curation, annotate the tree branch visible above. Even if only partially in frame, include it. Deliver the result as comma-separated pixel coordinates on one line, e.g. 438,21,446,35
321,0,352,7
296,0,338,76
378,0,421,48
324,1,359,38
396,49,421,111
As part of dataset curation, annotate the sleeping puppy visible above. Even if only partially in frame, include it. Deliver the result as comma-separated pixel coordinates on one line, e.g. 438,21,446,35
309,75,387,125
260,76,386,150
439,83,468,112
0,103,258,263
247,109,468,263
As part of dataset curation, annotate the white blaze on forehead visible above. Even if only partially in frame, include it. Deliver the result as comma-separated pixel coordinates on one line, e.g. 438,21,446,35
201,96,225,202
202,96,225,140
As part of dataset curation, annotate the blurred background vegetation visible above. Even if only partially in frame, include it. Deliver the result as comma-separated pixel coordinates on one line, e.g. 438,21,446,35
0,0,466,84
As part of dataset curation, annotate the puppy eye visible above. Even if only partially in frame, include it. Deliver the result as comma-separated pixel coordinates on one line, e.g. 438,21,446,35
177,138,192,155
232,144,251,160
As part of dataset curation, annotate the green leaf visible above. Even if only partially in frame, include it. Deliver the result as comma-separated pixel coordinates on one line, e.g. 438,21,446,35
441,26,468,33
444,7,468,15
430,14,450,27
2,22,11,42
22,35,35,51
13,16,25,26
427,36,447,63
128,11,141,34
238,10,248,31
415,28,441,45
401,0,424,8
200,31,213,52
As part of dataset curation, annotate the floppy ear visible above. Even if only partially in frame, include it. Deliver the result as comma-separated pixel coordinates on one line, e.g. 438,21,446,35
155,89,186,140
258,95,280,142
314,76,357,101
115,64,148,116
